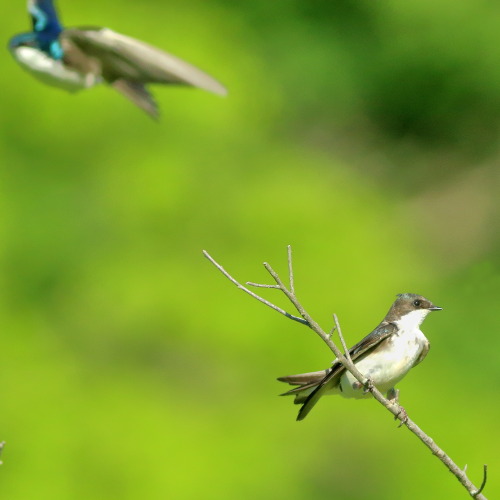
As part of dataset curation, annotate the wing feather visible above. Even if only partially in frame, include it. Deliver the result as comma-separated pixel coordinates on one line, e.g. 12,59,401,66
63,27,227,95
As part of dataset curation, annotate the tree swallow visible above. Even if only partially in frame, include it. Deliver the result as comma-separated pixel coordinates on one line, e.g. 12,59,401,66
8,0,227,118
278,293,442,421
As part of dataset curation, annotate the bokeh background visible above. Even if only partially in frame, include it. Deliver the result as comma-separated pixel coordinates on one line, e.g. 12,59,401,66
1,0,499,498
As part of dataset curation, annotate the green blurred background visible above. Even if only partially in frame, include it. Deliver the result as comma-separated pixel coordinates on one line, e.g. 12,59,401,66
1,0,499,498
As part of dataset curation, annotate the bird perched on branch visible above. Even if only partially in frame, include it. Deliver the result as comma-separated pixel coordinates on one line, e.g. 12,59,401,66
278,293,442,421
8,0,227,118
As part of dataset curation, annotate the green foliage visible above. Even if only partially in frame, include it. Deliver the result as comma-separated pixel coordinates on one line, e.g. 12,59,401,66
0,0,498,498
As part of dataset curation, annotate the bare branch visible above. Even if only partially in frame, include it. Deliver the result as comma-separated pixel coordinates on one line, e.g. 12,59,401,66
246,282,280,289
203,250,308,325
334,313,352,362
327,325,336,339
287,245,295,295
262,261,353,359
204,247,488,499
473,465,488,497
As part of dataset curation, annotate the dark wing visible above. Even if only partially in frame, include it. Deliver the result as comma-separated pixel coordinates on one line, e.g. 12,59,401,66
347,322,397,359
62,27,227,95
110,79,159,119
296,322,398,421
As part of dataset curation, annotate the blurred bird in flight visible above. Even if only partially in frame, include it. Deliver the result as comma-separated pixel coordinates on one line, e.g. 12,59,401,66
8,0,227,118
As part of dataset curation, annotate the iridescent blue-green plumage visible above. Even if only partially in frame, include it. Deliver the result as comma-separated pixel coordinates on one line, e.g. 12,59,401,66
8,0,227,118
28,0,63,56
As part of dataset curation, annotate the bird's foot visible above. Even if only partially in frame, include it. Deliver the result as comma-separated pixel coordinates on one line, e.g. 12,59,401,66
394,405,408,428
387,388,407,427
351,379,374,394
362,378,374,394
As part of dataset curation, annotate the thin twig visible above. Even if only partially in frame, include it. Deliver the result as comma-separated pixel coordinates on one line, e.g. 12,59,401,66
287,245,295,295
204,247,488,500
202,251,308,325
327,326,336,339
262,260,360,371
246,282,280,289
334,313,352,362
473,465,488,497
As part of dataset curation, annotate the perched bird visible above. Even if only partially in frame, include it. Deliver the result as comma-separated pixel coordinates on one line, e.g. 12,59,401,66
8,0,227,118
278,293,442,421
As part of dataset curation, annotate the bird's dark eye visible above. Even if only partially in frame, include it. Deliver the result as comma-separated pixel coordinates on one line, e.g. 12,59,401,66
413,299,421,307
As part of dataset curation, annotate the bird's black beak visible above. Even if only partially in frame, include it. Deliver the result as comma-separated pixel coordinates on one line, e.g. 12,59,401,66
428,305,443,311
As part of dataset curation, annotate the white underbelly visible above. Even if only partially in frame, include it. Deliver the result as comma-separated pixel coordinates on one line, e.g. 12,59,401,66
339,330,428,399
13,46,100,92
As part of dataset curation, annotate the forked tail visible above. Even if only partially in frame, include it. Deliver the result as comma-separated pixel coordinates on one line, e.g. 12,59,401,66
277,370,329,405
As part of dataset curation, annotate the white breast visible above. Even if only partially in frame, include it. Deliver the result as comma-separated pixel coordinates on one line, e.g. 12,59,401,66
13,46,100,92
339,313,429,399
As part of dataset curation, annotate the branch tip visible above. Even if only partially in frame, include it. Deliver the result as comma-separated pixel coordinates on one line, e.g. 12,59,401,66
473,464,488,497
334,314,352,361
204,250,308,326
328,326,336,339
287,245,295,295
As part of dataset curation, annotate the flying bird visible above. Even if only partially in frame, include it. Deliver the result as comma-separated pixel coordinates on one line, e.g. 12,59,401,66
8,0,227,118
278,293,442,420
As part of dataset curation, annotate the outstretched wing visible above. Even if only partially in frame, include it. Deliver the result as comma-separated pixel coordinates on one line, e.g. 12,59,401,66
62,27,227,95
296,322,398,421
